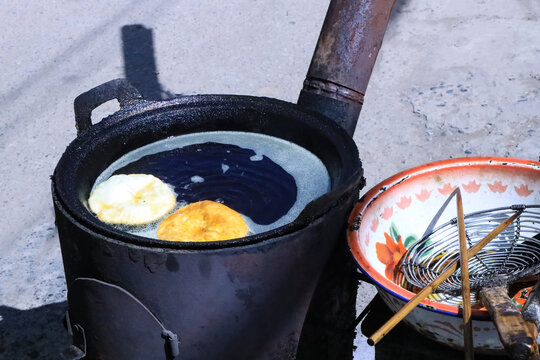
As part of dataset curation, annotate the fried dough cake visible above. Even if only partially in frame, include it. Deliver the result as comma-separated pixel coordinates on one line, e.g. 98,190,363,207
88,174,176,225
157,200,248,242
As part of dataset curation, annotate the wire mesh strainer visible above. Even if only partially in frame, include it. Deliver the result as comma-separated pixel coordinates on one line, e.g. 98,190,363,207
400,205,540,297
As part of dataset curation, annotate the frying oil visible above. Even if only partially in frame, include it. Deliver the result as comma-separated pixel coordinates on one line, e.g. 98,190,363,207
93,131,331,239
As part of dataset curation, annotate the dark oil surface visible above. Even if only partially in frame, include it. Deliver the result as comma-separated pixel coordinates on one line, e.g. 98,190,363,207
114,142,297,225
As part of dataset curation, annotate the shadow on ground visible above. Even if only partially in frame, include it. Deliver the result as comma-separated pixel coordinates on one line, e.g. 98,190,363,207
0,301,72,360
122,24,174,100
361,296,510,360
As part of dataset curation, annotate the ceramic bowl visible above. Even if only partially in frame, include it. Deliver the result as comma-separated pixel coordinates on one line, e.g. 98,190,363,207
348,157,540,353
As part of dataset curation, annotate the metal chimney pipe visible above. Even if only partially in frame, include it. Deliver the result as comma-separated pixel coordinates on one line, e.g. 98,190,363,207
296,1,396,359
298,0,396,135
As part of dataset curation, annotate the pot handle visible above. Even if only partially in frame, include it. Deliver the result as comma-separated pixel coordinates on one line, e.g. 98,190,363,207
74,78,143,135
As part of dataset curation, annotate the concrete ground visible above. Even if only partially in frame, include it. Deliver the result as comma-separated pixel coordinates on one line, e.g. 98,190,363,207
0,0,538,359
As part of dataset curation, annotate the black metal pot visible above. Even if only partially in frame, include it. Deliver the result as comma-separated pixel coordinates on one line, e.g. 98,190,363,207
52,79,363,359
52,0,396,357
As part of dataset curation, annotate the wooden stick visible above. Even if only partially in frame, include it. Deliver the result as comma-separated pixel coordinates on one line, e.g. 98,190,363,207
457,189,474,360
367,210,523,346
481,286,539,360
508,277,540,359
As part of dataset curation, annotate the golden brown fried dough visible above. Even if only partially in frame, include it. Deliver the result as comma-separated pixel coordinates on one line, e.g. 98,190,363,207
157,200,248,242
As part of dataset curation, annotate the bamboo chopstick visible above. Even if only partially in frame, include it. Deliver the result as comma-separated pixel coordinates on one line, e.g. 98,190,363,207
457,189,474,360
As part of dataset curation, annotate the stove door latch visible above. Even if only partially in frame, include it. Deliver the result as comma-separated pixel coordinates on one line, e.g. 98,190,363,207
162,329,180,358
61,310,86,360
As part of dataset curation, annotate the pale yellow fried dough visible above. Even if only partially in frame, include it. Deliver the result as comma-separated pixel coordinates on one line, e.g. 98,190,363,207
88,174,176,225
157,200,248,242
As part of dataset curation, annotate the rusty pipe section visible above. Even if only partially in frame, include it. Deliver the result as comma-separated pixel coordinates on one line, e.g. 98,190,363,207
298,0,396,135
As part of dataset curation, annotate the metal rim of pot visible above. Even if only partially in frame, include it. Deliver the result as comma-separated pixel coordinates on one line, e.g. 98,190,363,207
52,80,364,251
52,0,399,252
